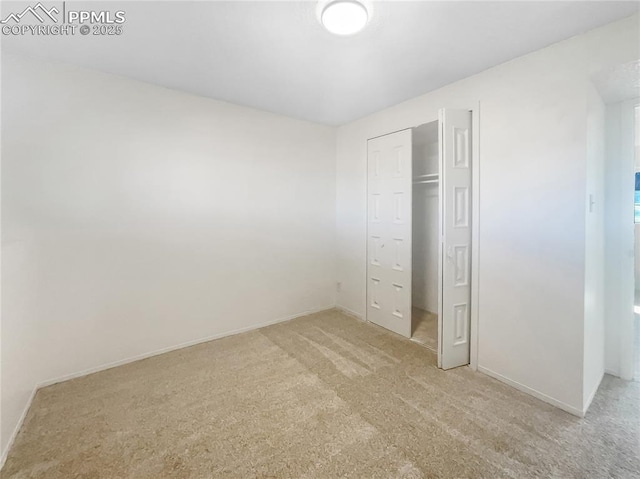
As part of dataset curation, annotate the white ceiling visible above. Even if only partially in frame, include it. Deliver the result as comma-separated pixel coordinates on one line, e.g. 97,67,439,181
592,60,640,104
3,1,638,125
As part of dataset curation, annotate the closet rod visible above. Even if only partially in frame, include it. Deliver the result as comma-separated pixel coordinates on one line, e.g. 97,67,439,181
413,173,439,180
413,179,439,185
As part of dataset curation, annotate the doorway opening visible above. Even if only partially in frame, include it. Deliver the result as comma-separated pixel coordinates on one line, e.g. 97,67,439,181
411,121,439,352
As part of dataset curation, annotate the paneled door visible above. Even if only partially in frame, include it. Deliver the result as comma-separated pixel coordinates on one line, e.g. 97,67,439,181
366,129,413,338
439,109,472,369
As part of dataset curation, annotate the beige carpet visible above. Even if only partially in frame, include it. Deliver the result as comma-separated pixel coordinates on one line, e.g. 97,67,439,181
2,309,639,478
411,307,437,351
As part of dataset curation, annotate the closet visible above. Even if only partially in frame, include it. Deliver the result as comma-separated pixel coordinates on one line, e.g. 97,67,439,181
411,121,440,352
366,108,472,369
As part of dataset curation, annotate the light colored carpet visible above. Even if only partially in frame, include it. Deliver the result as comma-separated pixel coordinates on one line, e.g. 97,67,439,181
2,309,639,478
411,307,437,351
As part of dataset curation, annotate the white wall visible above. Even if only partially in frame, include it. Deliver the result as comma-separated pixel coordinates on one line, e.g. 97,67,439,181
635,226,640,287
604,99,638,380
1,54,337,456
336,15,638,415
412,122,439,313
583,82,606,410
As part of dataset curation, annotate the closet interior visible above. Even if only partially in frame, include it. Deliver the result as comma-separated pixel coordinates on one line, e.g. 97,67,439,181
411,121,440,351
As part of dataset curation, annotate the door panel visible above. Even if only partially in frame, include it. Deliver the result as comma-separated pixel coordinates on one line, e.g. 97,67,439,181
440,109,472,369
367,130,412,338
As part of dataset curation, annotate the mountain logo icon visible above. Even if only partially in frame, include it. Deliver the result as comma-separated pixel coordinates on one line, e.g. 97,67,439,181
1,3,59,24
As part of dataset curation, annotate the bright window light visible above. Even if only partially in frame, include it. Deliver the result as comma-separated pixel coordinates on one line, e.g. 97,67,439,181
321,1,368,36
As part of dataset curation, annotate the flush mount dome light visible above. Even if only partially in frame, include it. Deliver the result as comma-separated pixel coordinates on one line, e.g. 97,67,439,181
321,0,369,36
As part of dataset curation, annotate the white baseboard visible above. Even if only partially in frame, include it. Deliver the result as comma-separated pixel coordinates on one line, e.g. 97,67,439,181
477,366,584,418
335,304,364,320
0,304,336,469
582,371,605,416
0,387,38,470
36,304,336,389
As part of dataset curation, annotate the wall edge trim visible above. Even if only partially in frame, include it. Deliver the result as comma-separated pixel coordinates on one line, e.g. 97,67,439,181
478,366,584,417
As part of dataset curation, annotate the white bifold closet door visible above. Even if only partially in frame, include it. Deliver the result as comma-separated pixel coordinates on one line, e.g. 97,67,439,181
439,108,472,370
367,129,413,338
366,110,472,370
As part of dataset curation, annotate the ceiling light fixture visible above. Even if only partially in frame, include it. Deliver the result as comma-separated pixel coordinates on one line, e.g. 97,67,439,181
321,0,369,36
